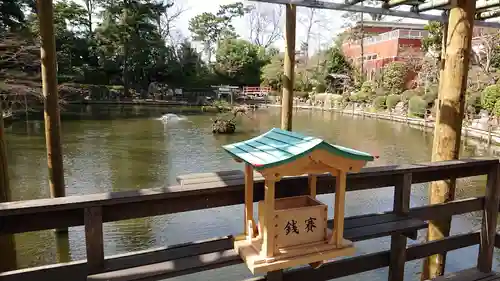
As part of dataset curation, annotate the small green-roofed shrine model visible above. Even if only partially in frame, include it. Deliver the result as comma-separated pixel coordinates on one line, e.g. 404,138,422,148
222,128,375,274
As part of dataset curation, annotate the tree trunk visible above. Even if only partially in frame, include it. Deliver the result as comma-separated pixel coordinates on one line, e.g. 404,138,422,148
84,0,93,36
37,0,66,202
421,1,475,279
0,102,17,272
281,4,296,131
122,0,130,99
123,43,129,98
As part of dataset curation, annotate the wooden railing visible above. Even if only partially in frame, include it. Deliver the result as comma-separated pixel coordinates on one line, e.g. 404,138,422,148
0,158,499,281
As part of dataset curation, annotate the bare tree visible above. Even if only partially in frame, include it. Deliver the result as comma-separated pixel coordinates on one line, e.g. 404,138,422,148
246,3,283,48
0,34,63,117
298,7,318,63
83,0,95,36
472,27,500,82
155,0,189,44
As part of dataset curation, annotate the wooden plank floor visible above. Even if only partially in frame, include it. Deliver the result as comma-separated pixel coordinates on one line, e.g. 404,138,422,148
430,268,500,281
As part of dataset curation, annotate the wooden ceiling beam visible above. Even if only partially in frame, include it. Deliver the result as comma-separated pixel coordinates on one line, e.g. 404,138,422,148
344,0,365,6
249,0,500,28
384,0,423,9
412,0,451,13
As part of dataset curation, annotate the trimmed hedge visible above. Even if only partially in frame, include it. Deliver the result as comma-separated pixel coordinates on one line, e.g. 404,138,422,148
422,91,438,104
481,85,500,113
409,96,427,117
401,89,421,103
466,91,482,115
386,94,401,109
372,96,386,110
495,99,500,117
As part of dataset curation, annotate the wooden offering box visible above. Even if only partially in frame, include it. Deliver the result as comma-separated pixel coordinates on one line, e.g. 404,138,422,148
222,128,375,274
262,196,327,248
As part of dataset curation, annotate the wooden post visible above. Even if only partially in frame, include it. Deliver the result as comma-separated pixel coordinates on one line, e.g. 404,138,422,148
244,164,255,237
422,1,475,279
281,4,296,131
477,164,500,272
389,173,412,281
0,102,17,272
84,207,105,274
308,174,317,198
55,231,71,263
37,0,66,202
262,180,276,258
331,171,346,246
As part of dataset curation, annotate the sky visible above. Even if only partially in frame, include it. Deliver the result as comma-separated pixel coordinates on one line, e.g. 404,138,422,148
174,0,430,54
176,0,347,53
71,0,430,55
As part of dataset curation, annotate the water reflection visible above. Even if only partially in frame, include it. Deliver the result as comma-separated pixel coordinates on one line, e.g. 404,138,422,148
4,105,500,280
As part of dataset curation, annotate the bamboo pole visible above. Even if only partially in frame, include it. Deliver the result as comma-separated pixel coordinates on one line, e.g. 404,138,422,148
281,4,296,131
37,0,66,202
422,1,475,279
0,102,17,272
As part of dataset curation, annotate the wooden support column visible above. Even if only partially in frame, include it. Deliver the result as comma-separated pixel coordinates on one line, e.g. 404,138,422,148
0,102,17,272
281,4,296,131
37,0,66,201
84,207,105,274
55,231,71,263
244,164,255,237
308,174,317,198
423,1,475,279
262,180,276,258
477,164,500,273
331,171,346,246
389,173,412,281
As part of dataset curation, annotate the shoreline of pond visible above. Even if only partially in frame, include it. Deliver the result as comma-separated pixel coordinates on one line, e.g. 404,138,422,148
268,104,500,146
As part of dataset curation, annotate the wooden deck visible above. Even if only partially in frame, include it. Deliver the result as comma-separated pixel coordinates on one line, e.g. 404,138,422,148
0,158,499,281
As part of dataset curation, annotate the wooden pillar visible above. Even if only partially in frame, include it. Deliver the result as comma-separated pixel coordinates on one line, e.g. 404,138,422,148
262,180,276,258
477,164,500,273
331,171,346,246
37,0,66,201
244,164,255,237
55,231,71,263
84,207,105,274
281,4,296,131
0,103,17,272
422,1,475,279
389,173,412,281
308,174,317,198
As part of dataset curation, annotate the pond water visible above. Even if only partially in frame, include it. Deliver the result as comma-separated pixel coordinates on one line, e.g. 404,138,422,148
5,105,500,280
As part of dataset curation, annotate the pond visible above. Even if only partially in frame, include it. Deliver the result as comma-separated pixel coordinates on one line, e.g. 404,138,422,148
5,105,500,280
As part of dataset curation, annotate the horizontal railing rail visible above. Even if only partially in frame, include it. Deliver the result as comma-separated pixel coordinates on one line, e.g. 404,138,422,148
0,158,498,281
0,158,496,233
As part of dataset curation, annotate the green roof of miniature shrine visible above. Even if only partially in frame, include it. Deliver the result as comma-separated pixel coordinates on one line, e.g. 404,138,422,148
222,128,374,170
